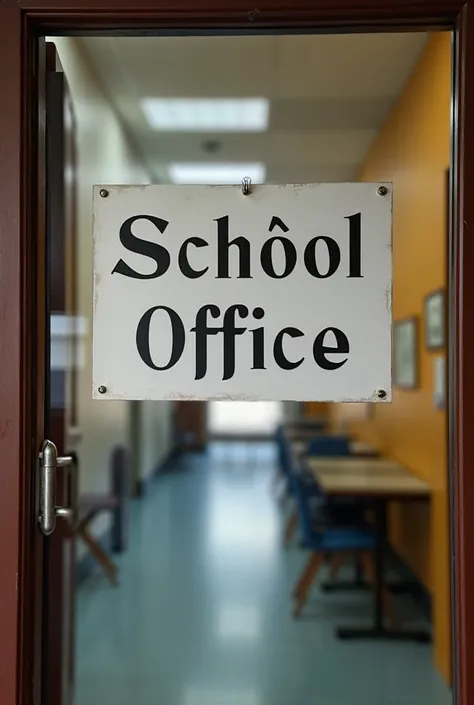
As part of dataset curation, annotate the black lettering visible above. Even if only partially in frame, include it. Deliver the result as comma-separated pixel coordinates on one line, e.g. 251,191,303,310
250,307,266,370
178,237,209,279
273,327,304,370
190,304,221,381
346,213,363,278
262,217,296,279
313,327,350,370
136,306,184,370
222,305,249,381
216,215,251,279
304,236,340,278
269,216,290,234
112,215,170,279
261,216,297,279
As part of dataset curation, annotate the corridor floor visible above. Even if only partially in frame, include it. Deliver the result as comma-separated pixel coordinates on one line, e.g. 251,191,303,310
75,442,452,705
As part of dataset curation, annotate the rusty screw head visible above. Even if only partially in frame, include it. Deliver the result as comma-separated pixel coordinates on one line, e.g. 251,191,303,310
99,189,109,198
377,389,387,399
98,385,107,395
377,186,388,196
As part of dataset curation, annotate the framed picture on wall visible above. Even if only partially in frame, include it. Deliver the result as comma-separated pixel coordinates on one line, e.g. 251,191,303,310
393,317,418,389
424,289,445,350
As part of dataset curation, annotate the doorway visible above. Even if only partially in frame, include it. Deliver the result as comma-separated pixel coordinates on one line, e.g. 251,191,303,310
53,29,452,705
208,401,283,437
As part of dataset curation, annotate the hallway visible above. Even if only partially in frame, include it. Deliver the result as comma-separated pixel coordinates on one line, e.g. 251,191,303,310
75,443,450,705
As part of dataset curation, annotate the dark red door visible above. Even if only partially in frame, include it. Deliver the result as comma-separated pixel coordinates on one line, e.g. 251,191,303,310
42,44,79,705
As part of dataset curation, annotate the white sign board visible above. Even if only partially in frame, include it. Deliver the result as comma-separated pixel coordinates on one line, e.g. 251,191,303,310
93,183,392,401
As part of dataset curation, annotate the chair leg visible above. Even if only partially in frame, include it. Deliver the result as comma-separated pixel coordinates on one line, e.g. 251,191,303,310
328,550,350,582
292,552,324,618
359,551,396,628
283,509,298,547
277,482,291,508
272,468,284,495
78,526,119,586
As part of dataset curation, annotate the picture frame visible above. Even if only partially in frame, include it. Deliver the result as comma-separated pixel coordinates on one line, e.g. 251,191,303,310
424,289,445,350
393,317,418,389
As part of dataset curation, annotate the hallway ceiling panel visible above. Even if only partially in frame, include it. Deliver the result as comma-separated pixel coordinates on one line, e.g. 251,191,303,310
79,33,427,184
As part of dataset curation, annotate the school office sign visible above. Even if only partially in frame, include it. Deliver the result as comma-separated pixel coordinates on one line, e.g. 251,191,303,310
92,183,392,401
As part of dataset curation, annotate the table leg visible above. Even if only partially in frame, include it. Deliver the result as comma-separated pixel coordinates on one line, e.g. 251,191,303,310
374,499,385,630
336,499,431,642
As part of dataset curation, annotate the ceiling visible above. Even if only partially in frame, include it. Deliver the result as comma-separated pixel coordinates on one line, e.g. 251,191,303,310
79,32,428,184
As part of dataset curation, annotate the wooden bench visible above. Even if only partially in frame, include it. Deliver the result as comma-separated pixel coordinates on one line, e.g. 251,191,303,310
75,446,131,585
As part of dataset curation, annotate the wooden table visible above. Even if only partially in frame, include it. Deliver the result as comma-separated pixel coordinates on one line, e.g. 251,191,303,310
306,456,431,642
305,457,414,478
285,417,327,433
291,439,379,459
284,426,329,441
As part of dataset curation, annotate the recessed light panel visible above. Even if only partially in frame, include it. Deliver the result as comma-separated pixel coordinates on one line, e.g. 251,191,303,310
168,163,266,185
141,98,269,132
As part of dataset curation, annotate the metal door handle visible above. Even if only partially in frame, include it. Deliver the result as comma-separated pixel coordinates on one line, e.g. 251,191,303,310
38,440,75,535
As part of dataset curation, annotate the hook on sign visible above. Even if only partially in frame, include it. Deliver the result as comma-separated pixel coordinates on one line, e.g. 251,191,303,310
241,177,252,196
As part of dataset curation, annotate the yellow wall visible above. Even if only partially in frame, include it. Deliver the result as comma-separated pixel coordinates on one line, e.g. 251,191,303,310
331,32,451,682
304,402,328,418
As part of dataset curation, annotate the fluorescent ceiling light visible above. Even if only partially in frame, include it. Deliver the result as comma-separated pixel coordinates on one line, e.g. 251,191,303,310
169,163,266,185
141,98,269,132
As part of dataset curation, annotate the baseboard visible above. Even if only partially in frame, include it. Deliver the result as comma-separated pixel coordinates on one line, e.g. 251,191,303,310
208,433,274,442
388,546,432,621
76,526,113,585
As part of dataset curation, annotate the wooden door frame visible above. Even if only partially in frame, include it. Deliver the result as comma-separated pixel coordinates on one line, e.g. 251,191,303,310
0,1,470,704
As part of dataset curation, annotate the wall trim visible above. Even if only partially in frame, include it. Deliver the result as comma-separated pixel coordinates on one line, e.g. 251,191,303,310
208,433,274,442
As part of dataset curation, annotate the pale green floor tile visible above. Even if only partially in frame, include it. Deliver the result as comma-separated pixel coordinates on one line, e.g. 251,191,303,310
75,442,452,705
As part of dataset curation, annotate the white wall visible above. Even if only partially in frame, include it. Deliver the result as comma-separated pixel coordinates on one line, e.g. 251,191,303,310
140,402,174,482
53,38,173,546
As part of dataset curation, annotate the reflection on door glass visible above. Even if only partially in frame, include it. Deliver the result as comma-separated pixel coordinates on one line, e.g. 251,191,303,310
44,28,454,705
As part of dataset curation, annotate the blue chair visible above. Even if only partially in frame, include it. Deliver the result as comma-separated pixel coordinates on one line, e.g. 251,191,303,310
304,435,374,590
305,435,371,526
291,473,376,618
307,435,351,457
278,430,349,495
277,430,324,545
277,430,363,545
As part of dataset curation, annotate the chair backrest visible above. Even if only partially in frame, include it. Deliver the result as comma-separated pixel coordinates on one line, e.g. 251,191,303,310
307,435,350,457
275,425,285,466
110,445,132,552
111,445,132,500
292,473,318,544
275,425,294,480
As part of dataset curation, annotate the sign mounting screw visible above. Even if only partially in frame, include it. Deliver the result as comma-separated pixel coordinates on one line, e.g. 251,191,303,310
377,186,388,196
99,189,109,198
377,389,387,399
98,386,107,394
